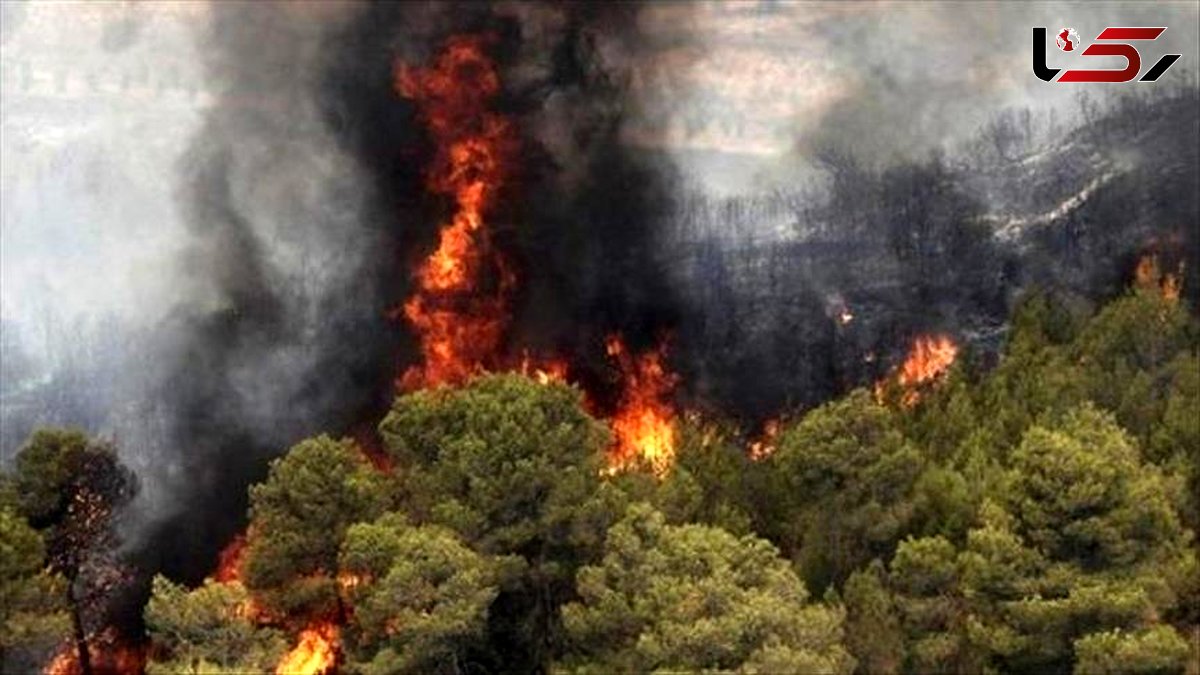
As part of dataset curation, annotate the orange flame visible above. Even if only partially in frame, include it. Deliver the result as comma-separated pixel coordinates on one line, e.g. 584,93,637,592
213,532,247,583
1135,254,1158,288
43,629,144,675
395,34,517,390
1135,254,1182,303
210,531,268,621
1163,274,1182,302
42,644,76,675
875,334,958,407
337,570,368,593
605,335,679,476
276,622,338,675
748,418,781,461
519,351,569,385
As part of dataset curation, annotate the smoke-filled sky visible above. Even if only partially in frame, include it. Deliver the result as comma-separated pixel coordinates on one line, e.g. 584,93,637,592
1,0,1197,565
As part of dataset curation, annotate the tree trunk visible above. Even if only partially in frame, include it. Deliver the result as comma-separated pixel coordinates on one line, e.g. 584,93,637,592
67,581,92,675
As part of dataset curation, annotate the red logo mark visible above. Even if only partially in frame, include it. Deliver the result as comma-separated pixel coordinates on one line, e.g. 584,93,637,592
1033,27,1181,83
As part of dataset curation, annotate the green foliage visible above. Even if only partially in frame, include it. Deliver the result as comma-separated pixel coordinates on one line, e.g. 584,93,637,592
1007,405,1188,570
843,561,904,674
9,428,137,573
1150,352,1200,529
559,503,854,674
765,390,924,592
910,464,977,542
11,429,91,527
1011,290,1084,350
10,429,137,579
1073,625,1191,674
971,316,1086,458
3,428,136,675
144,576,286,674
0,508,70,664
1072,288,1194,422
243,435,389,616
339,513,506,675
849,283,1200,673
881,405,1196,673
378,374,623,670
379,375,613,560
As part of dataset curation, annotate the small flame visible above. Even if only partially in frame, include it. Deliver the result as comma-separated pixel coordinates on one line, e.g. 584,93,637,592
1135,254,1183,303
42,644,77,675
1135,254,1159,288
1162,274,1182,302
276,622,338,675
875,334,958,406
337,571,368,593
213,532,247,583
605,335,679,476
748,418,781,461
210,531,269,621
395,34,517,390
518,351,569,385
43,629,144,675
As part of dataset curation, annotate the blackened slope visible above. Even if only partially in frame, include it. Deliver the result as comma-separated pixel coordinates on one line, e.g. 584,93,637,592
1007,89,1200,305
661,87,1198,422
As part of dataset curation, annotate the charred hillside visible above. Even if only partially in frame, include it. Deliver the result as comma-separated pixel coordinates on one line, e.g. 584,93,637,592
661,84,1199,421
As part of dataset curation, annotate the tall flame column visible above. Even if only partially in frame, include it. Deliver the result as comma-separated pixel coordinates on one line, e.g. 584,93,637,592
395,35,517,390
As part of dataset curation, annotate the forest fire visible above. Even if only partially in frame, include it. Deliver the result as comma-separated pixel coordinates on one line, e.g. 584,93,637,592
42,629,144,675
604,335,680,475
395,34,517,390
275,622,338,675
197,39,515,675
1135,254,1183,302
393,35,681,478
42,644,76,675
519,351,569,385
193,36,689,675
212,532,247,583
5,4,1197,674
875,334,959,406
209,531,268,620
6,3,1199,675
336,570,368,593
748,418,781,461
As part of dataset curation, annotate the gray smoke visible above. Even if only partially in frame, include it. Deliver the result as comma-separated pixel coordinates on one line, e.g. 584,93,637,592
128,3,400,577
